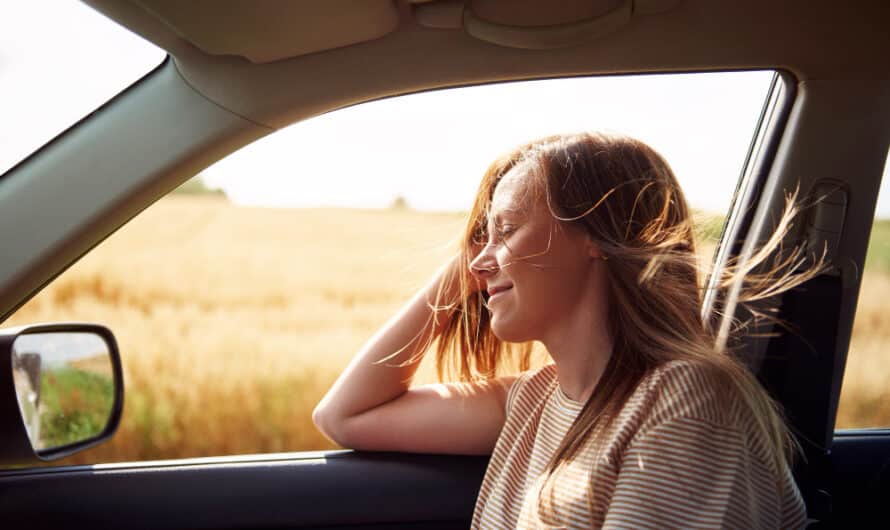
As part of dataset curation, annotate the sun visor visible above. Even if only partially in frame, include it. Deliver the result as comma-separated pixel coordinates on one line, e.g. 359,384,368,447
134,0,400,63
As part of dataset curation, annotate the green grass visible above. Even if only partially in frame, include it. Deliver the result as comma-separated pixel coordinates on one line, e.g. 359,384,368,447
693,211,726,243
39,367,114,448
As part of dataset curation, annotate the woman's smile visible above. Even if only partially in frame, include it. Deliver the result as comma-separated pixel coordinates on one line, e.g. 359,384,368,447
487,283,513,303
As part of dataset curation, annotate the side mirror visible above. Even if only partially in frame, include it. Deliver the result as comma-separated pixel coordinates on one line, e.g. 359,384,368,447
0,323,123,464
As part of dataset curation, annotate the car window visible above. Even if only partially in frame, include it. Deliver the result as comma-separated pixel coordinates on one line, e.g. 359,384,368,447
0,1,165,175
836,147,890,430
2,71,776,466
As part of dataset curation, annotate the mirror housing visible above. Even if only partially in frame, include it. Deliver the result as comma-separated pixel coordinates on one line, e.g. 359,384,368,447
0,323,123,465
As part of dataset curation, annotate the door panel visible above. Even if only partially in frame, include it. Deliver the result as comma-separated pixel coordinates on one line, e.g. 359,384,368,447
828,432,890,528
4,439,890,529
0,452,488,529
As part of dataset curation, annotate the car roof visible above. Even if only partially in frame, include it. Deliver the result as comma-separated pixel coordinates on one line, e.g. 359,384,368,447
86,0,890,128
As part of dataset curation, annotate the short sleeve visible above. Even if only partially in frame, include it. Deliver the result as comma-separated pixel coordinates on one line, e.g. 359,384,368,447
601,415,803,530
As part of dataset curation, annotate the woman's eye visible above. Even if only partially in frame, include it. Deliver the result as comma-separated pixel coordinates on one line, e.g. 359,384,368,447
497,224,516,237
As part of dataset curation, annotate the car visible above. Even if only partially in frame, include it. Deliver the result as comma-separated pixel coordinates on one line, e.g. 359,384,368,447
1,0,888,528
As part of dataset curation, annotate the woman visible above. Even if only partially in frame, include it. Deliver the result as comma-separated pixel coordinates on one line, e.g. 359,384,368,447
313,133,813,529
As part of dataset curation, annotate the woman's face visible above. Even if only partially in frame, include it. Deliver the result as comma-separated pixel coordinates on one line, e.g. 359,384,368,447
469,164,604,343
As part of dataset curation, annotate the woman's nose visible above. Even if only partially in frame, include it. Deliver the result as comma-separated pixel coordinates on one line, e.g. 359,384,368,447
469,244,498,280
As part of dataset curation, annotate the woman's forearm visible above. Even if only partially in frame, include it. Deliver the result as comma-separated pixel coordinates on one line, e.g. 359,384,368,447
312,260,463,441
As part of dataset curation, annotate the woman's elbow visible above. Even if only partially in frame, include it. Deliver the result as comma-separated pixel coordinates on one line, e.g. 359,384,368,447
312,403,344,445
313,404,379,450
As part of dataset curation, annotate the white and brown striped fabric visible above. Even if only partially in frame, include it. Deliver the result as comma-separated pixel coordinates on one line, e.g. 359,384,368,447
471,360,809,529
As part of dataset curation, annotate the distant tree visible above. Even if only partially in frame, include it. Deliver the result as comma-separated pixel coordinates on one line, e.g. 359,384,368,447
172,174,227,198
389,195,410,210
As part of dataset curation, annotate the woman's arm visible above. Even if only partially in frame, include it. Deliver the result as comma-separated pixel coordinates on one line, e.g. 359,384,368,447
312,257,514,455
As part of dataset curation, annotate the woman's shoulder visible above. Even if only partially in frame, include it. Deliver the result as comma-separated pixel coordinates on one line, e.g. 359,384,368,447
507,358,744,426
646,357,728,386
628,358,739,428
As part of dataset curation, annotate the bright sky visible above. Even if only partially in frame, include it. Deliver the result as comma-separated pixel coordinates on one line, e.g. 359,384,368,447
3,1,889,216
203,72,773,213
14,332,109,367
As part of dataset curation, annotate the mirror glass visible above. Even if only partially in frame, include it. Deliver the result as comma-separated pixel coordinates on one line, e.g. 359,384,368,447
11,332,115,451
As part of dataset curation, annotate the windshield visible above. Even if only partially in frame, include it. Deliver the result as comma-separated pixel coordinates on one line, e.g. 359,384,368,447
0,1,166,175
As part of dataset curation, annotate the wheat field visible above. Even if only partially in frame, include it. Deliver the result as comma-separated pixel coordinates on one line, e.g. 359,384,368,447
4,196,887,465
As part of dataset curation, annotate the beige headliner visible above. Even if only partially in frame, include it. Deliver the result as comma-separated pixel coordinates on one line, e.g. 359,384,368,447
87,0,889,129
134,0,401,64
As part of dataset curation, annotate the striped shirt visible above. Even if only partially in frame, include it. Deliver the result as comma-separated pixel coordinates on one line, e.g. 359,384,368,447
471,360,808,529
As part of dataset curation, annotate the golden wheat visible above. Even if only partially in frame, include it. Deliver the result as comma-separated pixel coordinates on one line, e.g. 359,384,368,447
4,196,886,465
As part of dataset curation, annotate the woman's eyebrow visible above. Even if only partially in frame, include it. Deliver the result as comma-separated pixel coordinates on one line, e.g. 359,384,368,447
489,203,527,226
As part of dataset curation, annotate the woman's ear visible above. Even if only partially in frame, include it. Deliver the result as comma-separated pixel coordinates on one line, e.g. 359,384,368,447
586,238,608,262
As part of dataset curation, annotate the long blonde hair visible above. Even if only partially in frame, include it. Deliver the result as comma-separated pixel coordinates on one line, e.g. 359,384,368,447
435,132,822,494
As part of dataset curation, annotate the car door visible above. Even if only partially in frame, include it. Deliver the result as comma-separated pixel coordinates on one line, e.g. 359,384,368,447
2,2,889,529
